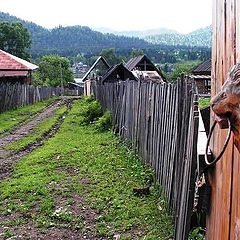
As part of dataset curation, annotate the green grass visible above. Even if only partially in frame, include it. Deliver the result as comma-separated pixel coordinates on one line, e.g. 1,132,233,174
198,98,210,109
0,99,173,239
5,105,68,152
0,97,59,135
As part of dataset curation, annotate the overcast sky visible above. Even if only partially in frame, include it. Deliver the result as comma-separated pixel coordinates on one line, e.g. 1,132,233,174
0,0,212,33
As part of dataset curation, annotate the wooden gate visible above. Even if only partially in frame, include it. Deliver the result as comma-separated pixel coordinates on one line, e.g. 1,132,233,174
207,0,240,239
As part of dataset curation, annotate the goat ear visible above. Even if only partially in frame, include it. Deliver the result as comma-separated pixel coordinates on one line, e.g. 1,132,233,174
228,63,240,85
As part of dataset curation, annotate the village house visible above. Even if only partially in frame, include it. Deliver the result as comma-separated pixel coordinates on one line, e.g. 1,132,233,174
101,63,136,83
80,56,110,83
125,55,166,83
82,55,166,83
0,49,38,84
190,59,211,96
81,54,166,95
80,56,110,95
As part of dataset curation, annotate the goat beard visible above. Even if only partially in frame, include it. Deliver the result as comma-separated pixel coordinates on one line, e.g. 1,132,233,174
214,108,240,153
229,110,240,152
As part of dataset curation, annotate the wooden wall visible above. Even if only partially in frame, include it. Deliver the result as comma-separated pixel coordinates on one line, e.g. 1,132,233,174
207,0,240,238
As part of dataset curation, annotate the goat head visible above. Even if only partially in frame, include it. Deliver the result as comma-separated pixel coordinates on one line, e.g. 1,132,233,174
211,63,240,151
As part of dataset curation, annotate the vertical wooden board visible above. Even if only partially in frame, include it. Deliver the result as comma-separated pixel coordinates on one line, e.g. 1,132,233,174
207,0,237,239
166,85,178,201
158,84,167,185
207,0,221,237
152,85,160,169
155,85,164,181
163,84,172,196
144,82,150,163
150,84,155,167
237,0,240,62
135,82,141,150
230,145,240,239
230,0,240,238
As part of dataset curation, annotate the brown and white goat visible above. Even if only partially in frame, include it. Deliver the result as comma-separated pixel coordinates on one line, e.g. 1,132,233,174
211,63,240,152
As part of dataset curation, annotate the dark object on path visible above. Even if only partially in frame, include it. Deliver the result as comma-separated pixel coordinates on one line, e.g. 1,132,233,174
133,186,150,196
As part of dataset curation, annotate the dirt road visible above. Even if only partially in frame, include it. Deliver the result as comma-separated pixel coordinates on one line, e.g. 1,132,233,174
0,98,73,180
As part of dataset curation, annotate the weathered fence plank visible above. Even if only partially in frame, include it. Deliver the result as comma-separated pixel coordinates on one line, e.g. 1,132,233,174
0,83,83,113
89,78,198,239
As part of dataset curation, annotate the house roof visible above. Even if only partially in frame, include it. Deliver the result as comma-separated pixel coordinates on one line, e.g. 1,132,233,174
0,70,29,77
192,59,211,75
125,55,145,71
102,63,136,82
81,56,110,82
0,49,38,71
189,74,211,80
125,55,166,81
132,70,165,83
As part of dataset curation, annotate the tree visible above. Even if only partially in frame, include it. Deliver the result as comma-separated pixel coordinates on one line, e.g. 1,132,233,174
33,55,74,87
129,48,144,59
170,61,200,82
0,22,31,60
100,48,120,66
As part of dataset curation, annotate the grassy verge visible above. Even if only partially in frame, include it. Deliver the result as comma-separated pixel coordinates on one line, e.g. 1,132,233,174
0,99,173,239
5,105,68,152
0,97,60,134
198,97,210,109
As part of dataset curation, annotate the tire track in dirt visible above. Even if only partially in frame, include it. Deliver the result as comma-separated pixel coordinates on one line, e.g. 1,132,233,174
0,98,74,180
0,99,64,148
0,99,60,138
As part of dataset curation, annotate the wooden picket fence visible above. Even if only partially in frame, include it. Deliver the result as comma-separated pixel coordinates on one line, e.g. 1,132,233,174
90,78,199,239
0,83,83,113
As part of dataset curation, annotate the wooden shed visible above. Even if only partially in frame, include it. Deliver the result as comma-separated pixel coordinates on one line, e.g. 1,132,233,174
102,63,136,83
81,56,110,82
0,49,38,84
82,56,110,95
125,55,166,82
191,59,211,96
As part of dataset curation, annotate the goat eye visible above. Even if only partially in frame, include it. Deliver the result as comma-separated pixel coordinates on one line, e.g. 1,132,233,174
221,92,227,98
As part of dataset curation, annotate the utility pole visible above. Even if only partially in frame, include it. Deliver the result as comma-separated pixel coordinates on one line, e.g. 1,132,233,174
60,62,63,96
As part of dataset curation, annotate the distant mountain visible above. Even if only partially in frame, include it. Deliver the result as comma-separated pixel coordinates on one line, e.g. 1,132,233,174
0,12,149,58
95,25,212,47
94,27,179,38
0,12,211,63
145,26,212,47
0,12,47,35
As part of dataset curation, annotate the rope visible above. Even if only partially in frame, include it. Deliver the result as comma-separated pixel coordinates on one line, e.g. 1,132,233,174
205,119,232,166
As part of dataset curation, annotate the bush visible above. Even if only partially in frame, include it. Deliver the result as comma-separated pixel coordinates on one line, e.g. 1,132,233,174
189,227,205,240
80,96,103,124
95,111,112,132
198,98,210,109
83,95,96,103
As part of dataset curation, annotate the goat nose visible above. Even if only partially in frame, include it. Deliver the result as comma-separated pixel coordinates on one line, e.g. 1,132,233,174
210,100,216,109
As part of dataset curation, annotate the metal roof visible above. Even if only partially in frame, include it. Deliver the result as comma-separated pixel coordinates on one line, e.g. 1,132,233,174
0,49,38,71
192,59,211,75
